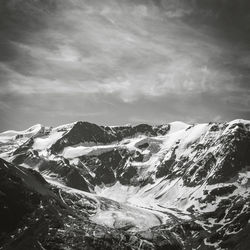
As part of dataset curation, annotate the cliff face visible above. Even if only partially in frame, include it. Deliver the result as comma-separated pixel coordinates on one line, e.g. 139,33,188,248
0,119,250,249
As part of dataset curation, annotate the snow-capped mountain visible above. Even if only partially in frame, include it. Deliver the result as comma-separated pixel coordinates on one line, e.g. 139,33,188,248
0,119,249,249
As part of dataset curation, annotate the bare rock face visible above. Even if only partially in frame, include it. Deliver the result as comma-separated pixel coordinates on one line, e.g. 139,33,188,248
0,119,250,249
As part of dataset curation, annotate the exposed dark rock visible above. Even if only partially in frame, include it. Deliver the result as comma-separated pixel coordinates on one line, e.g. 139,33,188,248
119,165,138,185
66,168,90,192
50,122,118,153
156,151,176,178
0,159,41,236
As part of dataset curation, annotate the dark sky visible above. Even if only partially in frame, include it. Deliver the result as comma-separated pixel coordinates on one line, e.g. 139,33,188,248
0,0,250,131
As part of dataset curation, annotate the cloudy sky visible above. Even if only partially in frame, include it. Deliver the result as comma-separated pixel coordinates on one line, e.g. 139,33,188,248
0,0,250,131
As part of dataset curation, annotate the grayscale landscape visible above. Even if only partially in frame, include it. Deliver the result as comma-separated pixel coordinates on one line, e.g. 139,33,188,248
0,1,250,249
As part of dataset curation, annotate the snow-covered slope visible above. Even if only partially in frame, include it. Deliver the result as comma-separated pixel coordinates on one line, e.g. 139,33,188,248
0,119,250,249
0,124,43,142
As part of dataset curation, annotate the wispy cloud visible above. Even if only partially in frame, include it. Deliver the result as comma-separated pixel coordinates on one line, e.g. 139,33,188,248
0,0,249,131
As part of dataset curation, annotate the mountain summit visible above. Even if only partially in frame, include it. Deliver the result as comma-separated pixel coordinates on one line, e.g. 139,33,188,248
0,119,249,249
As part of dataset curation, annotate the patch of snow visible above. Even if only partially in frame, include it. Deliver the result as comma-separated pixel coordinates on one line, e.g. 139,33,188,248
203,238,221,249
168,121,190,134
0,124,42,142
228,119,250,126
175,123,209,158
53,122,76,131
62,145,117,159
120,136,147,151
33,131,64,150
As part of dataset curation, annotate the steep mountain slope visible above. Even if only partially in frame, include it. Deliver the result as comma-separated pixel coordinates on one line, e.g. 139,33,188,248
0,158,185,250
0,119,249,249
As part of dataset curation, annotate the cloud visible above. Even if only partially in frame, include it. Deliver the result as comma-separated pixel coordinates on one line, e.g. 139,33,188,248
0,0,249,131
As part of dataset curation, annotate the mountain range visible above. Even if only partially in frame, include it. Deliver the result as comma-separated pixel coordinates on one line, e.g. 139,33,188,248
0,119,249,249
